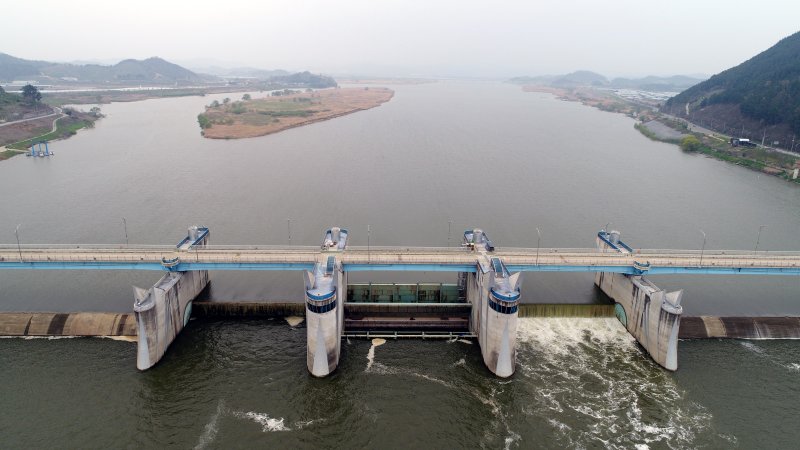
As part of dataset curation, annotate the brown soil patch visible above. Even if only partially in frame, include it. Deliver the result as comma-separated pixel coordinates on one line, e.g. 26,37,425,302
0,116,56,146
201,87,394,139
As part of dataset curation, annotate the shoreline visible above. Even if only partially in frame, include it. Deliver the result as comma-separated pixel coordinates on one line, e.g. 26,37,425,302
520,84,800,185
204,104,384,140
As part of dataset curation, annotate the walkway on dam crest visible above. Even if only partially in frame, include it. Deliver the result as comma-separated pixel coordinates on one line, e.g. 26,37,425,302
2,245,800,275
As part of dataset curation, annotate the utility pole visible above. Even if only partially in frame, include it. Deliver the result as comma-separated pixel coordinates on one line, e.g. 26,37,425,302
535,227,541,267
15,224,22,262
122,217,129,246
367,224,371,264
699,229,707,268
754,225,766,253
287,219,292,245
761,129,766,147
447,220,452,247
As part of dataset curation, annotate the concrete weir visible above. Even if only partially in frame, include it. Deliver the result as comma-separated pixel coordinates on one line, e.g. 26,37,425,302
133,226,210,370
595,231,683,370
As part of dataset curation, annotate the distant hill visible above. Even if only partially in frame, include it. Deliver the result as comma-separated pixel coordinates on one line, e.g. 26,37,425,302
270,71,337,88
551,70,608,87
191,65,291,79
609,75,704,92
0,53,50,81
665,31,800,145
508,71,703,92
0,53,216,84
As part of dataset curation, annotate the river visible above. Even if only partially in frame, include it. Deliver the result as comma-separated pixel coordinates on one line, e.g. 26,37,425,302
1,81,799,447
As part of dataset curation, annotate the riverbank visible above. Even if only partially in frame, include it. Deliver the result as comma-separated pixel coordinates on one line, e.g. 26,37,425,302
520,84,800,184
521,85,655,120
636,116,800,184
0,107,103,158
41,86,257,106
198,87,394,139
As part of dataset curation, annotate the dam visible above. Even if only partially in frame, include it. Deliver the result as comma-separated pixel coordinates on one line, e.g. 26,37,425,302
2,225,800,376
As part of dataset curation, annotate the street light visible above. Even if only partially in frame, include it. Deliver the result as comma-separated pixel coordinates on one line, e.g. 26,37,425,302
754,225,766,253
699,229,707,267
122,217,129,246
15,224,22,262
447,220,452,247
535,227,541,267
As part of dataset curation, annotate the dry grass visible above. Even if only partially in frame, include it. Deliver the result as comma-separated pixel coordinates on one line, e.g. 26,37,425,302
201,87,394,139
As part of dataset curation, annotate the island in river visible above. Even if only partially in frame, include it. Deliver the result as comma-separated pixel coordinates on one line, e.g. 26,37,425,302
197,87,394,139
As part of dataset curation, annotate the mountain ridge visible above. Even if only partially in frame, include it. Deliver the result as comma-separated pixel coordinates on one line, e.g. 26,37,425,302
664,31,800,145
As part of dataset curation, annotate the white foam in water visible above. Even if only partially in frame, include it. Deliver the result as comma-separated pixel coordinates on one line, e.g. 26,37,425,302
285,316,304,327
738,340,800,371
516,318,722,448
235,411,290,432
195,400,225,449
363,339,516,448
365,338,386,371
294,418,325,429
739,341,765,354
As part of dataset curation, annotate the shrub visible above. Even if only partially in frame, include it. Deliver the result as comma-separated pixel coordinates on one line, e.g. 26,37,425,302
680,135,702,152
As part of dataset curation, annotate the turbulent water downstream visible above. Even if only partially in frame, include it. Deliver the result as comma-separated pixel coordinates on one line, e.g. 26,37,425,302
1,82,799,447
1,318,797,448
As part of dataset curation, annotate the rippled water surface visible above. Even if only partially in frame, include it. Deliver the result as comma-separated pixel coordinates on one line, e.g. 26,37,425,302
2,319,798,448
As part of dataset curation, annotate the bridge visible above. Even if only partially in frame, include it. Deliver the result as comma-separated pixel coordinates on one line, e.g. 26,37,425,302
2,226,799,378
2,246,800,275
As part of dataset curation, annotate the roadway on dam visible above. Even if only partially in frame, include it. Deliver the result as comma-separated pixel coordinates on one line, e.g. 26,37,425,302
2,245,800,275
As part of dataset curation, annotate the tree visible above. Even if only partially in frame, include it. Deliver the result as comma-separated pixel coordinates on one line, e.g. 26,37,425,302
242,93,251,101
210,100,220,108
680,135,703,152
223,97,230,104
197,113,211,129
21,84,42,104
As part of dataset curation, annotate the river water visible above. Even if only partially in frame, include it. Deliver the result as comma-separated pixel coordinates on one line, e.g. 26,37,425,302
1,82,799,447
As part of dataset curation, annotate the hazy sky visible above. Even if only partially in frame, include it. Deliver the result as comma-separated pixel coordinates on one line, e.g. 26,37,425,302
4,0,799,78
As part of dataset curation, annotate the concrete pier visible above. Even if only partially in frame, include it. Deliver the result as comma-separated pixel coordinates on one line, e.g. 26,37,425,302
133,226,210,370
303,228,348,377
463,231,522,377
595,231,683,370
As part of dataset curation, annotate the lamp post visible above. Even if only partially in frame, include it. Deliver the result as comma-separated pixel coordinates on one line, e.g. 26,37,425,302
754,225,766,253
447,220,452,247
15,224,22,262
535,227,541,267
699,229,707,267
122,217,129,246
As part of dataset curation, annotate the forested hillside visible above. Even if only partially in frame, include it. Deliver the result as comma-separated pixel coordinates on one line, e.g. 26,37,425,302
665,31,800,148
